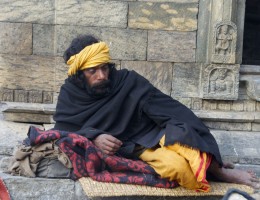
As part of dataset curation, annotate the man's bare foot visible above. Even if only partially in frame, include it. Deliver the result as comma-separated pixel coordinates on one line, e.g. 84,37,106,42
208,159,260,189
223,162,235,169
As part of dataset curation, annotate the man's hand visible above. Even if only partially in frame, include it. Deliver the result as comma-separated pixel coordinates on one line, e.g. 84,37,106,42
93,134,123,155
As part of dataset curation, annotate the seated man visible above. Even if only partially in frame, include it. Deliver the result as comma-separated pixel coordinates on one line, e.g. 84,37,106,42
53,35,259,191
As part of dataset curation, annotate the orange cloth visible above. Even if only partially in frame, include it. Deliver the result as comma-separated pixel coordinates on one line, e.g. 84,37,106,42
139,135,212,192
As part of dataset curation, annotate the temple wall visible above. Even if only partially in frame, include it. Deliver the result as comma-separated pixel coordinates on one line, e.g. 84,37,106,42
0,0,259,131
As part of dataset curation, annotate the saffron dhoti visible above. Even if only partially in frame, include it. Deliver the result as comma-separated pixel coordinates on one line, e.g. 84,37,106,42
139,135,212,192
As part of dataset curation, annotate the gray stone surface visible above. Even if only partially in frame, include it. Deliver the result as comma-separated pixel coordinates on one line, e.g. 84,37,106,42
121,61,173,95
3,112,54,124
243,100,256,112
56,0,127,28
0,22,32,55
148,31,196,62
231,100,244,111
33,24,55,56
193,110,257,123
204,121,252,131
129,2,198,31
171,63,200,97
0,173,81,200
0,120,42,155
0,0,55,24
252,123,260,131
216,101,231,111
1,102,55,114
0,54,55,92
211,130,260,165
55,26,147,60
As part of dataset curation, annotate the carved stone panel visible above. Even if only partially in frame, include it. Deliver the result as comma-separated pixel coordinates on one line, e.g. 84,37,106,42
0,89,13,102
43,91,53,104
212,21,237,64
14,90,28,102
201,64,239,100
28,91,43,103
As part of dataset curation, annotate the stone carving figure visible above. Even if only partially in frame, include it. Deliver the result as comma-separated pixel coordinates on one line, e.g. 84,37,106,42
215,25,233,55
209,68,233,94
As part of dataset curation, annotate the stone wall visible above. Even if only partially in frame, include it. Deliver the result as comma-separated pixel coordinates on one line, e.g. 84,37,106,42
0,0,259,129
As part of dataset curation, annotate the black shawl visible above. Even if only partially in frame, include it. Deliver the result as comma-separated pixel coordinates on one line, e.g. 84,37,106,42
54,68,222,164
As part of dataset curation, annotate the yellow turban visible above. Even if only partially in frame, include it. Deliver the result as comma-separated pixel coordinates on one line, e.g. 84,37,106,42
67,42,111,76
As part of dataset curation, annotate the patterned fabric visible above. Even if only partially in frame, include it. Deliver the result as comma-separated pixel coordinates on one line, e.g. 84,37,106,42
0,178,11,200
27,126,178,188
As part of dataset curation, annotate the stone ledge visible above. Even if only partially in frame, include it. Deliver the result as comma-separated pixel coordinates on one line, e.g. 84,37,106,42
193,110,260,123
0,172,86,200
2,102,260,123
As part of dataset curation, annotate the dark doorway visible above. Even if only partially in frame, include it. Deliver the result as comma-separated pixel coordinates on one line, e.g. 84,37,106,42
242,0,260,65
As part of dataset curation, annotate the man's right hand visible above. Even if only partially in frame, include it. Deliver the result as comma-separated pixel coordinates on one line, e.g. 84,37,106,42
93,134,123,155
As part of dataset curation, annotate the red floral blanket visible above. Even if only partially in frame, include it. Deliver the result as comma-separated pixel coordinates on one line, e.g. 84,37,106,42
0,178,10,200
27,126,177,188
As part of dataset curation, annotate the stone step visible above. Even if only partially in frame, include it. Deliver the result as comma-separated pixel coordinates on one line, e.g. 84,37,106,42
0,119,259,173
0,119,259,200
1,102,260,131
2,172,259,200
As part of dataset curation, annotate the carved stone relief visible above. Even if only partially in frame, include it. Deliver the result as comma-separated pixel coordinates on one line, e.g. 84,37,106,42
0,88,53,103
244,77,260,102
212,21,237,64
14,90,28,102
201,64,239,100
1,89,13,102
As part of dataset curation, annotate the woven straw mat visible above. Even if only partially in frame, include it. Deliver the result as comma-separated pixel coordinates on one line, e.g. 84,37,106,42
79,177,254,197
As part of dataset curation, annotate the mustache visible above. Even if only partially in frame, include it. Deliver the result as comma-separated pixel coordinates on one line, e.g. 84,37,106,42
91,80,111,89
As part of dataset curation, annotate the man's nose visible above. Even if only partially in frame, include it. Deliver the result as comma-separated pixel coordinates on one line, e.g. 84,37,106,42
96,69,106,80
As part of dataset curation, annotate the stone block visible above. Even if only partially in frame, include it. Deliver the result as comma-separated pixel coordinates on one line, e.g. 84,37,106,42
148,31,196,62
33,24,55,56
231,100,244,111
171,63,200,98
211,130,260,165
191,98,203,110
28,91,43,103
173,98,191,109
55,26,147,60
202,100,217,110
0,0,55,24
0,120,43,155
216,101,231,111
121,61,172,95
0,22,32,55
1,173,77,200
129,2,198,31
238,81,250,100
3,113,54,124
0,156,11,172
257,102,260,111
14,90,28,102
0,54,55,92
0,89,14,102
203,121,251,131
200,64,240,100
194,110,255,123
243,100,256,112
252,123,260,131
56,0,127,28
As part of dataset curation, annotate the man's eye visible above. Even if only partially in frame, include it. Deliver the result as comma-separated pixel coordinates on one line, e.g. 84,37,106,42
86,69,96,74
101,65,109,71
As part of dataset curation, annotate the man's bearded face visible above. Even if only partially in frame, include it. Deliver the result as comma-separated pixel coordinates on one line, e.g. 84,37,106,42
83,64,111,96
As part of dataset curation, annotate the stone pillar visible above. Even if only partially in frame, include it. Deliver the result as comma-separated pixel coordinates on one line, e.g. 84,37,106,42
197,0,246,100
